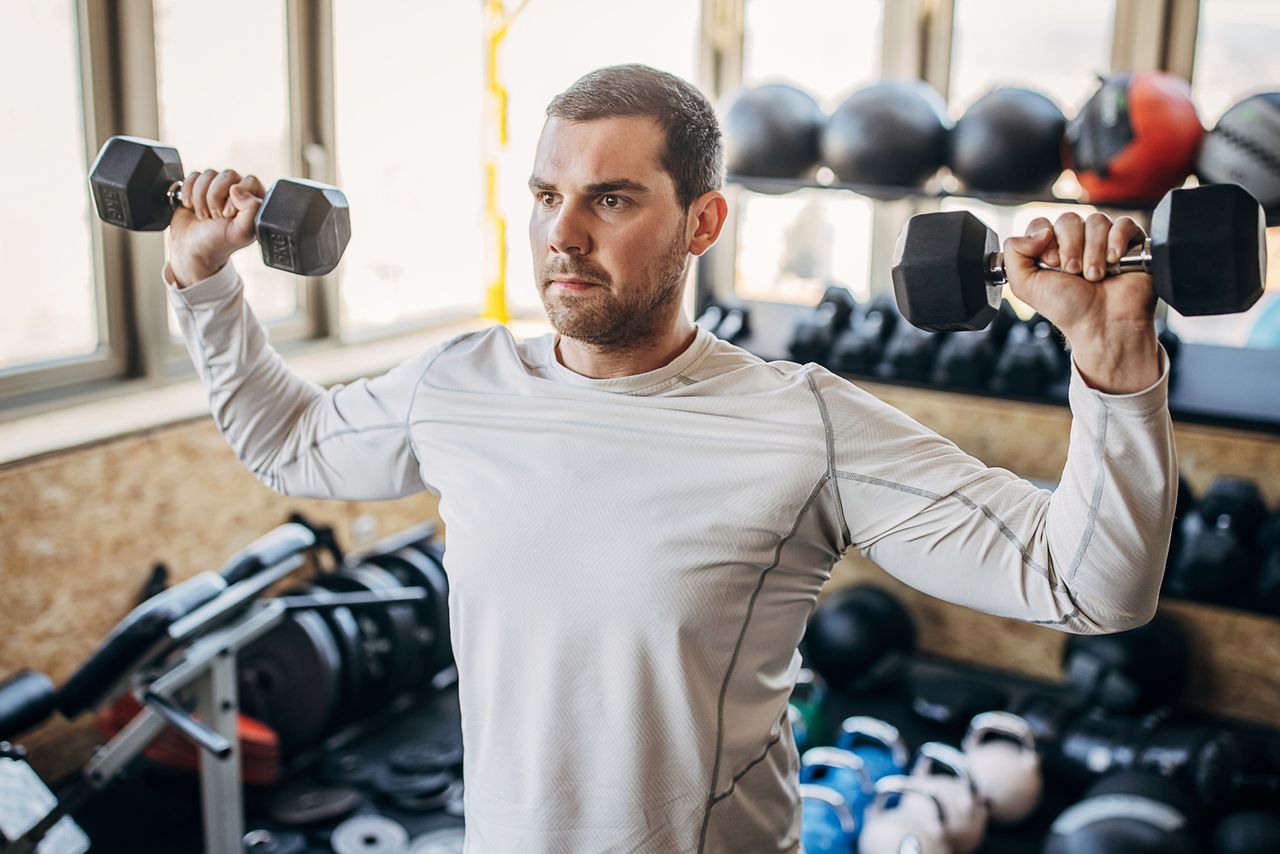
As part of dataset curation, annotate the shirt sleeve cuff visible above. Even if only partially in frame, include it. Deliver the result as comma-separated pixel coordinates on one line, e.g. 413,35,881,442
163,261,242,308
1068,343,1171,416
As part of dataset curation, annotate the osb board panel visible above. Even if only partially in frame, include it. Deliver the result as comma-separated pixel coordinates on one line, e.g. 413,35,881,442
832,552,1280,727
861,380,1280,504
0,417,441,782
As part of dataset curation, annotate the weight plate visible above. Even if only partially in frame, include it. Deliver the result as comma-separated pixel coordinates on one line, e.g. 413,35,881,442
330,815,409,854
264,783,364,826
295,583,366,726
319,750,381,789
238,609,342,754
373,765,457,812
389,739,464,775
365,547,453,681
407,827,465,854
319,564,422,703
243,828,307,854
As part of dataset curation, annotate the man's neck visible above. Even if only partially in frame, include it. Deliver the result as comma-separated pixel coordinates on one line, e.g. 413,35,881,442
555,321,699,379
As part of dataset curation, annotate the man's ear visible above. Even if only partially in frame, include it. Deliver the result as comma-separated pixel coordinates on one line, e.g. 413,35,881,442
686,190,729,257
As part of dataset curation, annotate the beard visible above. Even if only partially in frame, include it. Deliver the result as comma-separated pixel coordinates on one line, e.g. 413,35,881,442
537,227,689,350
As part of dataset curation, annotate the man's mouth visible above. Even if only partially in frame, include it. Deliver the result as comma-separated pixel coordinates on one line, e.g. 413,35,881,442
549,277,601,291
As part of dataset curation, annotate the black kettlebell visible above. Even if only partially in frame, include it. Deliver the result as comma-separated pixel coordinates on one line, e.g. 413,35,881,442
1044,771,1200,854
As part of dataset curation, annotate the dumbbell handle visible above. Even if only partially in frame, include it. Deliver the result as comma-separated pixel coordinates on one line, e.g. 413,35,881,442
988,238,1154,286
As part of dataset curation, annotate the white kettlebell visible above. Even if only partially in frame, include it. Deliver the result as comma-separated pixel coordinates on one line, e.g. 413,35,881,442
860,775,950,854
961,711,1043,825
909,742,988,854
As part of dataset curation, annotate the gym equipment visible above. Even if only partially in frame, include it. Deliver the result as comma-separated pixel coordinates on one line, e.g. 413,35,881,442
1257,508,1280,615
1061,612,1188,714
801,586,915,691
1166,475,1268,605
294,583,366,726
987,316,1068,396
909,675,1008,734
0,671,54,743
932,301,1018,389
962,711,1042,825
364,546,453,683
891,183,1266,332
790,285,857,364
821,80,951,192
800,747,874,824
695,301,752,344
1044,770,1200,854
949,87,1066,194
242,829,306,854
830,295,898,375
859,776,949,854
1067,72,1203,205
262,783,363,826
319,750,380,788
909,742,988,853
789,668,828,748
722,84,825,181
875,322,946,383
1198,93,1280,225
372,764,458,812
89,136,351,276
389,738,464,775
799,784,858,854
789,704,810,753
835,717,910,783
330,814,409,854
1213,809,1280,854
407,827,466,853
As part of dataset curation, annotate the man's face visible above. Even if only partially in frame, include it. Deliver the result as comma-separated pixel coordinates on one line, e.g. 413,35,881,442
529,116,690,348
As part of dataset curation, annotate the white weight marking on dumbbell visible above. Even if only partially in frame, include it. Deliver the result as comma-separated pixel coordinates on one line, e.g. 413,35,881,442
909,742,988,854
860,775,950,854
962,711,1043,824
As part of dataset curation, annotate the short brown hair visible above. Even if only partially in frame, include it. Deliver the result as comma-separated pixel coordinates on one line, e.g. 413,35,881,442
545,64,724,210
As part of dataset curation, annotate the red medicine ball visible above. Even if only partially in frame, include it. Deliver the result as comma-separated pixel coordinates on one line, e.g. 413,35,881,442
1066,72,1204,204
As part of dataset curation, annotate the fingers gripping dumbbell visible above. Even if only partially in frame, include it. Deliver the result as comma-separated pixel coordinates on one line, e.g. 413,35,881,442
892,183,1266,332
89,135,351,276
962,711,1043,825
910,742,989,854
860,776,950,854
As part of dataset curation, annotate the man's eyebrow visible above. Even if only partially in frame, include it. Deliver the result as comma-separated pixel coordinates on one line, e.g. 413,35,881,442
527,177,652,195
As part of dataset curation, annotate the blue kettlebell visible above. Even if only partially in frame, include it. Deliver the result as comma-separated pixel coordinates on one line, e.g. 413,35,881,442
800,746,875,823
800,784,858,854
835,716,909,782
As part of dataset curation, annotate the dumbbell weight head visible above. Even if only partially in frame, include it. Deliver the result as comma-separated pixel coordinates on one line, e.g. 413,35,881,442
860,776,950,854
89,135,351,276
910,742,989,854
801,746,875,822
834,717,910,782
799,784,859,854
932,300,1019,388
790,286,858,365
962,711,1043,825
891,208,1003,332
876,323,946,383
830,295,899,374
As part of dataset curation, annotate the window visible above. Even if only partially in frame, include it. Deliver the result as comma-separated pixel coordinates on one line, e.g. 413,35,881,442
0,0,102,373
332,0,485,334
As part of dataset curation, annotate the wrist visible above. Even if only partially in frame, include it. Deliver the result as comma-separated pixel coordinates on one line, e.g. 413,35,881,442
1063,320,1161,394
168,252,228,288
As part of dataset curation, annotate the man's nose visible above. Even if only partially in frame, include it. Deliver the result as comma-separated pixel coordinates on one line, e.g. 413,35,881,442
548,203,591,256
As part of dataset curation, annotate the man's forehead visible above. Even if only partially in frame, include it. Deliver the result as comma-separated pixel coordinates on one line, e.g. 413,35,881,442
532,116,670,189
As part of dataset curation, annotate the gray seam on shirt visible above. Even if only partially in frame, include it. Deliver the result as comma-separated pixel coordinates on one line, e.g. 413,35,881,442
1026,609,1079,626
675,373,698,386
1064,401,1110,583
697,474,830,853
805,370,853,551
831,470,1058,588
404,332,477,470
275,423,405,470
707,729,784,807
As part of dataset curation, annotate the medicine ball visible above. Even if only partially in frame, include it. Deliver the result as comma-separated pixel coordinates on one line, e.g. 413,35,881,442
801,585,915,691
1066,72,1204,204
1198,92,1280,225
723,83,825,181
950,87,1066,193
821,80,951,193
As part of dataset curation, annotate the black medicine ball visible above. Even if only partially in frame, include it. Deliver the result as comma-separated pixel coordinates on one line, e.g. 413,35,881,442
820,79,951,192
950,87,1066,194
1198,92,1280,225
723,83,825,181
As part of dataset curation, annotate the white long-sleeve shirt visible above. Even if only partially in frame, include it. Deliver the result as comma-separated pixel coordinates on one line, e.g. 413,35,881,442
168,264,1176,853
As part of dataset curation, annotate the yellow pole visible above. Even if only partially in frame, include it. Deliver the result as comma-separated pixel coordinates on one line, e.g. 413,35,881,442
482,0,529,324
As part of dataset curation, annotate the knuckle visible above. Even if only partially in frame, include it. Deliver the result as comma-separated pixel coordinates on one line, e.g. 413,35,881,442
1056,211,1083,227
1086,211,1111,227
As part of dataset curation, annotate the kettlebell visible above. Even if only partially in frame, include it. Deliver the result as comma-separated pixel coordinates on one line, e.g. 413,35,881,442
962,711,1043,824
1044,770,1199,854
801,746,875,821
860,775,950,854
910,742,988,854
835,716,909,782
800,784,858,854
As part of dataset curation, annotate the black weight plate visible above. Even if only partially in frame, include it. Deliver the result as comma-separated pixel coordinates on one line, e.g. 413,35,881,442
408,827,465,854
238,609,342,754
372,765,456,812
364,548,452,681
295,583,365,726
389,738,464,775
319,750,382,788
263,783,364,826
347,562,424,698
316,565,416,711
243,828,307,854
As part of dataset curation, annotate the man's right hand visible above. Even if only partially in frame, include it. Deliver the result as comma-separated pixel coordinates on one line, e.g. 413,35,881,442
165,169,266,287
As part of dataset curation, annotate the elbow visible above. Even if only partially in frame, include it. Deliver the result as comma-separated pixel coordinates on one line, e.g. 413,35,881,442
1058,585,1159,635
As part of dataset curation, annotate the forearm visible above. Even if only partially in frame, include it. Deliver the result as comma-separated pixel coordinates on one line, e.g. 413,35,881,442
1063,319,1161,395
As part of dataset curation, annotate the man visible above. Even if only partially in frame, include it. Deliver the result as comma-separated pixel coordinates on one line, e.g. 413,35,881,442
165,65,1174,852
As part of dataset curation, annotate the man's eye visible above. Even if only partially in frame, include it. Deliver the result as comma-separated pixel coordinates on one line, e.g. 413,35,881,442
538,192,556,205
601,194,626,209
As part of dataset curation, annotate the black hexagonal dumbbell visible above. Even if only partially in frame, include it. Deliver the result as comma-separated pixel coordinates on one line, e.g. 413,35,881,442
830,294,898,375
88,135,351,276
891,183,1266,332
789,285,858,365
